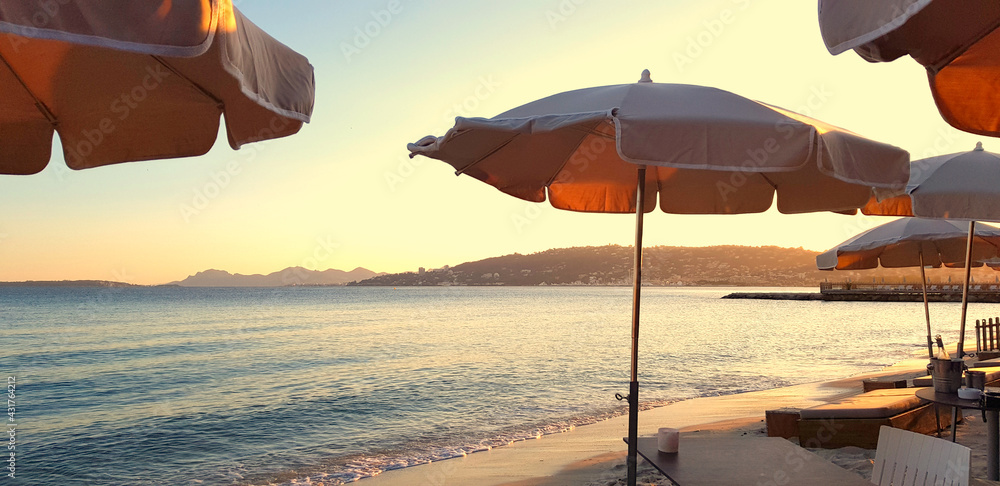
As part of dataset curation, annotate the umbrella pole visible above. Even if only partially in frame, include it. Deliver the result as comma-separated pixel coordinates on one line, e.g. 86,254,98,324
919,250,933,360
626,166,646,486
958,221,976,358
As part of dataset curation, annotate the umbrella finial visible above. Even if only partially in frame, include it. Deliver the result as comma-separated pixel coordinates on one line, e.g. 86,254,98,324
638,69,652,83
975,141,984,151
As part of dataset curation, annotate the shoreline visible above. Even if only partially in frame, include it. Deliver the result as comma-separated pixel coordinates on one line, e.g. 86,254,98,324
357,352,934,486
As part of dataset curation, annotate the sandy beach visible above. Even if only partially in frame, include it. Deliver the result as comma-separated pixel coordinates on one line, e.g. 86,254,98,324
358,350,999,485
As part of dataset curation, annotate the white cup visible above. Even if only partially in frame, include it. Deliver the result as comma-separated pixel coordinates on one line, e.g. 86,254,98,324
657,427,679,453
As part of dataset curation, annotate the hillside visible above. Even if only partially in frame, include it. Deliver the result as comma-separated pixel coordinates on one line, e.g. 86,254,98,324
350,245,1000,287
168,267,382,287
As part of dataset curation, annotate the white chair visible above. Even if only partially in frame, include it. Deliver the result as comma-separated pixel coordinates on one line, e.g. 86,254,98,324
871,425,971,486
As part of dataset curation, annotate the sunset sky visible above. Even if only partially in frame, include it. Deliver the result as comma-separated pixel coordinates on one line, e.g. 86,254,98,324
0,0,988,285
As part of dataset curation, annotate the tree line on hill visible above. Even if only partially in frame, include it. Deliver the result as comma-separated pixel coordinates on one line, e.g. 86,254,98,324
349,245,1000,287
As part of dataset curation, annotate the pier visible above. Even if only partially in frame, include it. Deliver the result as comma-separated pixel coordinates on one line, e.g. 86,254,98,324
723,280,1000,303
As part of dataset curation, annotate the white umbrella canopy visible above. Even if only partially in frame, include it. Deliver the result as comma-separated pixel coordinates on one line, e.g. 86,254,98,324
817,218,1000,359
409,70,910,486
817,218,1000,271
0,0,315,175
864,143,1000,221
817,0,1000,137
410,70,909,215
861,143,1000,358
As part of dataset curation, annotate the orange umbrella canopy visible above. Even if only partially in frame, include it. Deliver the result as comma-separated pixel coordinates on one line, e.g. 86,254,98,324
0,0,315,174
818,0,1000,137
410,71,910,216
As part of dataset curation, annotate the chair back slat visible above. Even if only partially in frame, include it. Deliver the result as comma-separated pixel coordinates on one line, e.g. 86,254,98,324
989,317,993,351
988,317,1000,351
870,426,969,486
978,318,984,352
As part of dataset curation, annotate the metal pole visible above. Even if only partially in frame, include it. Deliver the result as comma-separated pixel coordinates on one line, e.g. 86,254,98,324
627,166,646,486
919,250,933,360
990,409,999,480
959,221,976,358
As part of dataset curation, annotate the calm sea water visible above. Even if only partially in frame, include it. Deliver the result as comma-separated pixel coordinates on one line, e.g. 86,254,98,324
0,285,989,485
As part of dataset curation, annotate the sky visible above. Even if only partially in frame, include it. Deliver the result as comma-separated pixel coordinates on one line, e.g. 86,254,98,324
0,0,989,285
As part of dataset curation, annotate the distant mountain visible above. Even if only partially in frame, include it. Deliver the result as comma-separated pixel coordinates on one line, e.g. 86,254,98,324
0,280,140,287
167,267,383,287
349,245,1000,287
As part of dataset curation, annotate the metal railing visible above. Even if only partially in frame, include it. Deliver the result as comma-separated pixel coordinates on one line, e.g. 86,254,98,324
820,281,1000,294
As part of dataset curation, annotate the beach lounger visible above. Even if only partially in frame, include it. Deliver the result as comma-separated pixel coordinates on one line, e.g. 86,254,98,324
796,388,947,449
871,425,970,486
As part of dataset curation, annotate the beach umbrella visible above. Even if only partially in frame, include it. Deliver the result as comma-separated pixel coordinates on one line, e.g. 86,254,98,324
0,0,315,175
817,1,1000,137
408,70,910,486
862,143,1000,358
817,218,1000,359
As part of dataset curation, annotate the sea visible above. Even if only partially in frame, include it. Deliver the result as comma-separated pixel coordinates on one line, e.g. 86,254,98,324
0,285,990,485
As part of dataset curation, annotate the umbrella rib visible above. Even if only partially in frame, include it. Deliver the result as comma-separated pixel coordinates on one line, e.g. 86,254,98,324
0,55,58,126
454,136,517,176
455,119,615,179
542,123,617,188
928,17,1000,73
152,56,224,110
456,121,614,178
758,172,778,189
542,150,579,189
569,123,616,140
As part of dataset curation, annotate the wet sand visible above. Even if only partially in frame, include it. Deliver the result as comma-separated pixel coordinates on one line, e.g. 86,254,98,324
358,353,940,485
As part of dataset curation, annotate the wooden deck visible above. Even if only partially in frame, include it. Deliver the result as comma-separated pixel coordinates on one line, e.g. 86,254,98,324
722,281,1000,302
723,292,1000,302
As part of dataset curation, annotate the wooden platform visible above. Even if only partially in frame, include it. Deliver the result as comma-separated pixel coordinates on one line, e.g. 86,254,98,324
724,282,1000,302
798,402,948,449
723,292,1000,302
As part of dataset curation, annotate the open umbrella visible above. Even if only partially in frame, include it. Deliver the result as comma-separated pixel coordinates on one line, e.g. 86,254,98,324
0,0,315,174
817,218,1000,359
817,1,1000,137
408,70,910,486
863,143,1000,358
